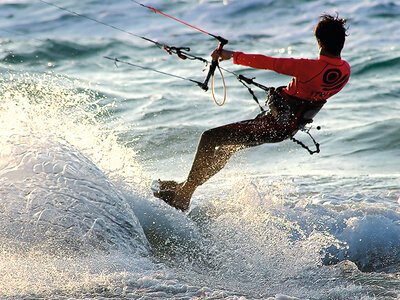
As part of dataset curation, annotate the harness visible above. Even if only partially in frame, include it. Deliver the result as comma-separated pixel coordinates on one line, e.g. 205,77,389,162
267,87,326,126
237,75,325,155
269,87,325,155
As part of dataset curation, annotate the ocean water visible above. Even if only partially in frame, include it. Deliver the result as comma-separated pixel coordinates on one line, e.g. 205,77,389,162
0,0,399,299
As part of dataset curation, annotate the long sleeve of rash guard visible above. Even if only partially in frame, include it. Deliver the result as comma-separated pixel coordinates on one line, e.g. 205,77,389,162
232,51,351,102
233,52,307,77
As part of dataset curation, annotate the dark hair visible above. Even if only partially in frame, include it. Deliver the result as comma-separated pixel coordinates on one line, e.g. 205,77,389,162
314,14,348,56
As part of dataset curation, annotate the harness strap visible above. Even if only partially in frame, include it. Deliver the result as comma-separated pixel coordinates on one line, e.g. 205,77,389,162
237,76,267,112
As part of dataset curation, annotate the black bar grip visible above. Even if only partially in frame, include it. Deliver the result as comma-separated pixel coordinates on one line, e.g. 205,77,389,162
201,59,218,91
200,36,228,91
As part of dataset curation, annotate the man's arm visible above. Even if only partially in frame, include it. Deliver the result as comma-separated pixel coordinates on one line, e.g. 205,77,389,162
234,52,307,78
212,49,308,78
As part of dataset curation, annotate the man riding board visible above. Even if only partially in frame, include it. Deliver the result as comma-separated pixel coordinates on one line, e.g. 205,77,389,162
153,14,351,211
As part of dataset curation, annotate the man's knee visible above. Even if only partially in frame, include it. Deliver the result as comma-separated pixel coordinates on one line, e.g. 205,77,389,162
200,128,221,144
195,129,219,153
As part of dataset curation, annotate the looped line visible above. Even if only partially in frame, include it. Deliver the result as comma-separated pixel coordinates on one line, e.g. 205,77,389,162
211,65,227,106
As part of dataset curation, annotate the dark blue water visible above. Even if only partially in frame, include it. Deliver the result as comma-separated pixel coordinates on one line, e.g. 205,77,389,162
0,0,399,299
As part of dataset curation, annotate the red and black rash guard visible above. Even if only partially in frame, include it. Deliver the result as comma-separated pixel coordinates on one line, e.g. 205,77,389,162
233,52,351,102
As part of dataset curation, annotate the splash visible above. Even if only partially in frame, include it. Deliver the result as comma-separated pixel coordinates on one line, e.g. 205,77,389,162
165,176,400,298
167,178,346,298
0,71,151,296
0,71,145,186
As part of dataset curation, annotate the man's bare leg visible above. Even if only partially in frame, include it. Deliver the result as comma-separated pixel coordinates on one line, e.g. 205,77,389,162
155,113,286,211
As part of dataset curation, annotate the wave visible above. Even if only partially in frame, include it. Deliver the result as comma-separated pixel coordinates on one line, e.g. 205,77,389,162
0,134,148,255
351,55,400,77
0,39,127,65
353,1,400,18
333,118,400,155
293,192,400,272
156,176,400,297
0,71,148,256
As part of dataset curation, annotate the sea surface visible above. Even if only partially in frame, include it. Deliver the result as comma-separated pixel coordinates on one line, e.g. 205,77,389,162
0,0,399,299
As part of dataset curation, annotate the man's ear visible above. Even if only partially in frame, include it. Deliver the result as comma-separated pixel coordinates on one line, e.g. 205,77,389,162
317,38,324,49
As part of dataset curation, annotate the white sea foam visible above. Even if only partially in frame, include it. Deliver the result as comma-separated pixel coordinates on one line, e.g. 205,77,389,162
0,69,398,300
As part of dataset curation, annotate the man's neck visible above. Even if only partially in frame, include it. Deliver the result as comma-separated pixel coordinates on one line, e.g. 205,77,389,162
320,49,341,59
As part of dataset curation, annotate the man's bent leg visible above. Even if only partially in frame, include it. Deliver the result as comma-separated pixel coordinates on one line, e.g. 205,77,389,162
156,113,293,210
175,130,242,206
173,113,291,209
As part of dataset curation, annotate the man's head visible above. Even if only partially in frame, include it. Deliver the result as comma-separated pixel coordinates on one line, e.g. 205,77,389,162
314,14,347,56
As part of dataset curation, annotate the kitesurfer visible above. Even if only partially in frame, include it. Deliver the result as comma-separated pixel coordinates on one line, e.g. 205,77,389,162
154,14,351,211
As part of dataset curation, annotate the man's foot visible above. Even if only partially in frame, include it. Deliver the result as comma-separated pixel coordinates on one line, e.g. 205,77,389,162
152,180,190,211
